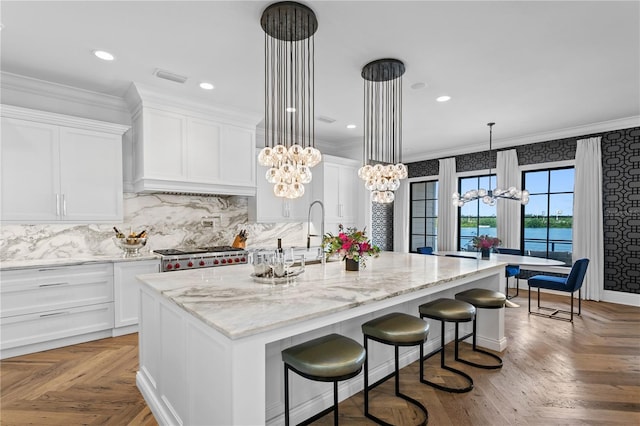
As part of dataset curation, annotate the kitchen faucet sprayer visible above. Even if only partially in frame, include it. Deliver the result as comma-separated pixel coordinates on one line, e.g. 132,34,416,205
307,200,325,265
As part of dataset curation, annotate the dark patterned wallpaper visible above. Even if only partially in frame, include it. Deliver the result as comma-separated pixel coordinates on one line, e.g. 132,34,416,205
404,126,640,294
371,202,393,251
602,127,640,293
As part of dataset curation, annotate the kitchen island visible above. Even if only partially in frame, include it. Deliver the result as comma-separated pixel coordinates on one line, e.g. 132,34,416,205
136,252,506,425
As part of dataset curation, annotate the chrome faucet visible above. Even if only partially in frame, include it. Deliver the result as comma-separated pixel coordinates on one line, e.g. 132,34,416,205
307,200,325,265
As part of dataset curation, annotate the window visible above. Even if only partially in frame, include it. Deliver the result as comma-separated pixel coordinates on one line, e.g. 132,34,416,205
458,175,497,250
521,167,574,265
410,181,438,252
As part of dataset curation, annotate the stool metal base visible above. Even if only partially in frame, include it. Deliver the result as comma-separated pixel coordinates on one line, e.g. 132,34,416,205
364,335,428,426
284,364,362,426
455,318,503,370
419,320,473,393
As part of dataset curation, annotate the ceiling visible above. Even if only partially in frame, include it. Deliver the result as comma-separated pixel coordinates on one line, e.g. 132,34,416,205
1,1,638,161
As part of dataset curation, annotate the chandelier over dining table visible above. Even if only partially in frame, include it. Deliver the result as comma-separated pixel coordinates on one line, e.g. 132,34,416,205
258,1,322,199
452,122,529,207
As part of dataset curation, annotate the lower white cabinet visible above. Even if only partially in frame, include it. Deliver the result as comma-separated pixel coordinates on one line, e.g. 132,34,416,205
0,263,115,359
113,259,160,335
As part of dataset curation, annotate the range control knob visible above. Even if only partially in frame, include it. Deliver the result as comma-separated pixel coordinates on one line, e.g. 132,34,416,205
174,263,181,269
199,260,205,266
240,257,246,262
213,259,219,265
166,264,173,270
221,259,227,264
188,261,194,267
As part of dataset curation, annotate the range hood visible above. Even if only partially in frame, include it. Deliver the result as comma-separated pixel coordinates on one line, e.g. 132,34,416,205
124,83,262,196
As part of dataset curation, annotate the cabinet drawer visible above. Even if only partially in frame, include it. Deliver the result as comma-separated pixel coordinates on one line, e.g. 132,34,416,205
0,264,113,318
0,302,114,350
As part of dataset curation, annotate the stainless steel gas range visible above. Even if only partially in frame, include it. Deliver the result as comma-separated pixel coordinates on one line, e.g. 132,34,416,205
153,246,248,272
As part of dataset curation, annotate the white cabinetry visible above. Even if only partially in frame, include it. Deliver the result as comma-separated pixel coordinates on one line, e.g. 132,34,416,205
248,152,312,223
0,263,114,359
1,105,127,223
312,155,364,234
125,84,260,196
113,259,160,336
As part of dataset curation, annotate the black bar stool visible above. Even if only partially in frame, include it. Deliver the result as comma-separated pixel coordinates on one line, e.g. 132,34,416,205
282,333,366,426
454,288,505,369
418,298,475,393
361,312,430,425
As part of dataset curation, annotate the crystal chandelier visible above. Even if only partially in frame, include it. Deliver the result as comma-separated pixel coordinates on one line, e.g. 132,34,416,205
357,59,408,204
452,122,530,207
258,1,322,199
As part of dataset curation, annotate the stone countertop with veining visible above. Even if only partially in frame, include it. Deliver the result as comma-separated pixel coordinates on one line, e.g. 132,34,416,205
137,252,506,340
0,253,160,271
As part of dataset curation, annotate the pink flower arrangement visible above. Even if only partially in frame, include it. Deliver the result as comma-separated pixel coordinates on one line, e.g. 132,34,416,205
472,235,501,249
323,224,381,267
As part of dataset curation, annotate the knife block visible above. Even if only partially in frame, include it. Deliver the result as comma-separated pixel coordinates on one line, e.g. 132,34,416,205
232,235,246,249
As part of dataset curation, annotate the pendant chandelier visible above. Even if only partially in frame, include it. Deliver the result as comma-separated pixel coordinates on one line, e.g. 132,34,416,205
357,59,408,204
452,122,530,207
258,1,321,199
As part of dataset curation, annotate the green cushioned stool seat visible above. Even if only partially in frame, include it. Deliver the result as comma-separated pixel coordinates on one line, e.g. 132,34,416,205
362,312,430,344
454,288,505,370
361,313,429,425
419,298,476,321
418,298,475,393
282,333,365,426
282,333,366,379
455,288,506,309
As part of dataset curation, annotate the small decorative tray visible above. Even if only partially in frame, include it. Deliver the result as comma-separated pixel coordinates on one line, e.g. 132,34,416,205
251,267,304,285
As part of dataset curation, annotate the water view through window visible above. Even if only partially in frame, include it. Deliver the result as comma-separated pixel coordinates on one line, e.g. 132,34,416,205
458,168,574,265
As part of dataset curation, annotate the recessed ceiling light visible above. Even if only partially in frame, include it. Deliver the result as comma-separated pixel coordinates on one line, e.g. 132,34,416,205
346,124,357,129
93,50,115,61
411,82,427,90
436,95,451,102
199,82,215,90
286,107,296,113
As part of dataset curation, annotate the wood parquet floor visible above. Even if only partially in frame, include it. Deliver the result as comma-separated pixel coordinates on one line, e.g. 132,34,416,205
1,291,639,425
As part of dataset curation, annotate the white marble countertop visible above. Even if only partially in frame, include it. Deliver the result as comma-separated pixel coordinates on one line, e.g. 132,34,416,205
137,252,506,340
0,253,160,271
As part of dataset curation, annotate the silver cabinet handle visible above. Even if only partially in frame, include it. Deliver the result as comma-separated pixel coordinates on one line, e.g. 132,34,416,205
40,311,70,318
39,282,68,287
62,194,67,216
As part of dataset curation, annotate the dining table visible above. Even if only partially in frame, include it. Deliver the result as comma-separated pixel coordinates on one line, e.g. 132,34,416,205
434,251,566,307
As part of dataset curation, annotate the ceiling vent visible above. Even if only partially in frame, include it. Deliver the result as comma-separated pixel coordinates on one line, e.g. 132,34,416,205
317,115,336,124
154,69,188,84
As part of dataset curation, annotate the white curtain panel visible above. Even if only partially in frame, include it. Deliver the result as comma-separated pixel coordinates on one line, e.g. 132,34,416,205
393,182,410,253
438,157,458,251
496,149,521,250
574,137,604,301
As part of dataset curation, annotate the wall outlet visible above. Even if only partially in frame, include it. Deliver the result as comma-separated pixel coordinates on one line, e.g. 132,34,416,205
201,216,221,228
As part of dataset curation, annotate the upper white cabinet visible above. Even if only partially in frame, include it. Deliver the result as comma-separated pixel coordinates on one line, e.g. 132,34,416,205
312,155,364,234
1,105,127,223
248,151,312,223
125,84,260,196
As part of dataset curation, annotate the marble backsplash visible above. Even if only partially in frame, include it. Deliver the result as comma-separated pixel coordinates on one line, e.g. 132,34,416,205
0,193,306,261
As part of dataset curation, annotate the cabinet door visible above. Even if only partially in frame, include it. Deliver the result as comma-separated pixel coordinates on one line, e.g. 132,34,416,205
1,118,60,221
220,126,254,187
323,163,342,222
143,109,185,180
59,127,123,222
187,118,221,182
113,260,160,330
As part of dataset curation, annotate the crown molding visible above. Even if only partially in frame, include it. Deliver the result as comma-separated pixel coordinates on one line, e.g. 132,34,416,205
125,82,262,129
404,116,640,163
0,72,128,116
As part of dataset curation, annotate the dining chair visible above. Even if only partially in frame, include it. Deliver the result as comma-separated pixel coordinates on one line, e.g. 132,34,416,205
496,248,522,299
417,246,433,255
527,258,590,322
